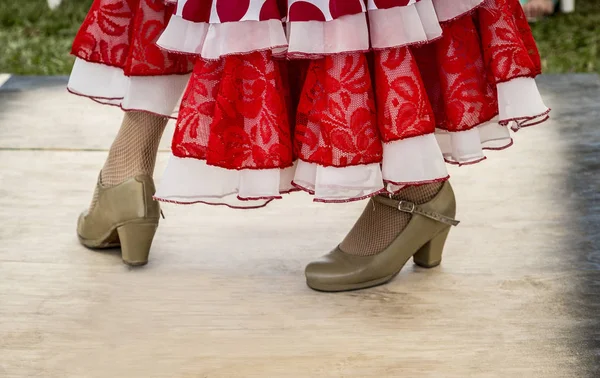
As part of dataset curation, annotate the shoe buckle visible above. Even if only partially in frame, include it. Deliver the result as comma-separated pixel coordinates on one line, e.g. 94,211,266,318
398,201,416,213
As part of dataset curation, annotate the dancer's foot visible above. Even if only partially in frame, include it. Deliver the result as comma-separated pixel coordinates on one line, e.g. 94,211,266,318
79,111,168,265
305,182,459,292
78,175,160,266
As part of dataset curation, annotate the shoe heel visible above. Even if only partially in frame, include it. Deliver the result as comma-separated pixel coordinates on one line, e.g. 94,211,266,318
117,222,157,266
413,228,450,268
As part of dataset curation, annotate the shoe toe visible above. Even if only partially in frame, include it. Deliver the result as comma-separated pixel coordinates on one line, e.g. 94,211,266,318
305,250,366,290
305,256,339,282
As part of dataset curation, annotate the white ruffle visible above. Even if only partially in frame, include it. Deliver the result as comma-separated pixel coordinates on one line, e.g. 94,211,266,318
287,13,370,57
369,0,442,49
435,120,512,165
382,133,449,184
155,157,386,206
67,58,189,117
293,161,384,201
289,0,442,55
497,77,550,129
156,133,455,205
155,157,296,208
432,0,483,22
157,16,287,59
415,0,445,40
162,0,448,58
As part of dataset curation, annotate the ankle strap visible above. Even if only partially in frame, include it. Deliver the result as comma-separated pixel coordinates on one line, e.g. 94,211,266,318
373,196,460,227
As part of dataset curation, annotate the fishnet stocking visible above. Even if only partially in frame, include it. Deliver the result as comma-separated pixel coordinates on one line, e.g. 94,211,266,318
90,111,168,210
339,182,445,256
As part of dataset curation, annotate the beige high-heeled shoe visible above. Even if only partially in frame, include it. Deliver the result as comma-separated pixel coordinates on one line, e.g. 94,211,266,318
305,181,459,292
77,174,160,266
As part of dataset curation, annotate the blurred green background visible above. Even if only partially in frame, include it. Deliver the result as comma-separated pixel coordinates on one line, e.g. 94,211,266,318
0,0,598,75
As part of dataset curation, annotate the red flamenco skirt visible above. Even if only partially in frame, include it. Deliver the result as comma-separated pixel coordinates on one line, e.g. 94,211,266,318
69,0,550,208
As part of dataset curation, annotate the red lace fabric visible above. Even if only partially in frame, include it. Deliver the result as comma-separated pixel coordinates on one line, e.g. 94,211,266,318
477,0,542,83
72,0,193,76
172,51,293,170
413,16,498,132
295,54,382,167
373,47,436,142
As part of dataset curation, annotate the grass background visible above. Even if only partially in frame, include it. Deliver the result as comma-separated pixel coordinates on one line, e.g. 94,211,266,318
0,0,598,75
0,0,93,75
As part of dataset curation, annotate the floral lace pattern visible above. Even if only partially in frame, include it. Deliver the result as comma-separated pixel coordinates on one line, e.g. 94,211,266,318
72,0,193,75
295,54,382,167
172,51,293,170
477,0,542,83
413,16,498,131
374,47,435,142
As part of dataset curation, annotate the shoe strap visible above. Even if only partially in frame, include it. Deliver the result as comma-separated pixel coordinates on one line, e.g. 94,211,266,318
373,196,460,227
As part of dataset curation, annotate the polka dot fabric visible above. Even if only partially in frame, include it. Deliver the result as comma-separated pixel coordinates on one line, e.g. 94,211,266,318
177,0,284,23
163,0,456,60
175,0,423,23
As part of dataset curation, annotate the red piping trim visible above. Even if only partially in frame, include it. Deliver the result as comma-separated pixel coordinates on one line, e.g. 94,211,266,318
153,188,300,208
499,108,551,128
67,88,177,120
384,175,450,187
445,156,487,166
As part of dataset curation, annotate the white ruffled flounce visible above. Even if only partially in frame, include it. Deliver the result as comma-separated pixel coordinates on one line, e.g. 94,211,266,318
67,59,189,117
161,0,451,60
497,77,550,128
432,0,483,22
156,158,296,209
156,0,498,64
157,16,288,60
369,0,443,49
